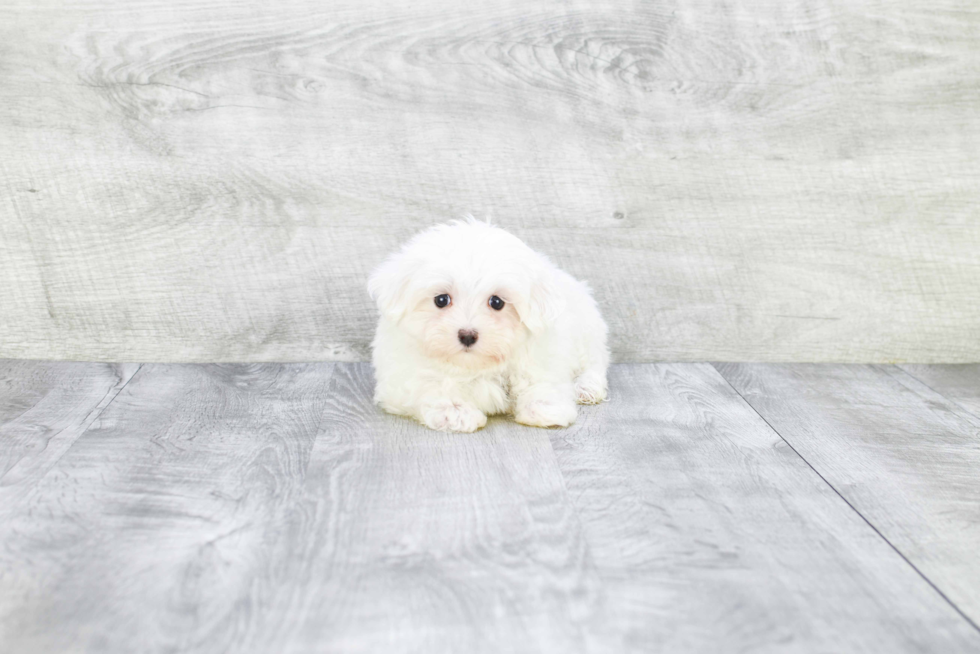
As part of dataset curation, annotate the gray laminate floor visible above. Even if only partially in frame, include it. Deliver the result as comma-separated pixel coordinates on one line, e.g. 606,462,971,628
1,361,978,653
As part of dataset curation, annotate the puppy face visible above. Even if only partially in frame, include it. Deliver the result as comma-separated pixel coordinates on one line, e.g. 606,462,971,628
368,220,564,370
407,284,524,369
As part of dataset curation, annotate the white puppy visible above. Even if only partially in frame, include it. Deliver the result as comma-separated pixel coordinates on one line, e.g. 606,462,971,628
368,218,609,432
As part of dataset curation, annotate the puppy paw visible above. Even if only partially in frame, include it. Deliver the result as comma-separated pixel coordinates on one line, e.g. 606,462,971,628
515,398,577,429
420,401,487,433
574,371,608,405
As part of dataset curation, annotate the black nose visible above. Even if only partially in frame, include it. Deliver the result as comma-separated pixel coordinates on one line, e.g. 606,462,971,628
458,329,478,347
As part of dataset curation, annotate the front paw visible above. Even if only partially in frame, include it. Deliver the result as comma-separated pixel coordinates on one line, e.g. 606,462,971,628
515,398,577,428
575,371,608,405
420,401,487,433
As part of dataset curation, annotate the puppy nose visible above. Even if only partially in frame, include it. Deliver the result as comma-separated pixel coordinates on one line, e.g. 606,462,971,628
458,329,478,347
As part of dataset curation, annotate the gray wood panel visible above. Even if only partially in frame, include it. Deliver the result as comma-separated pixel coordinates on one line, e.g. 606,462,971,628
899,364,980,418
0,360,139,490
550,363,980,652
0,362,594,653
715,363,980,628
2,1,979,363
4,362,980,652
252,364,596,654
0,362,338,654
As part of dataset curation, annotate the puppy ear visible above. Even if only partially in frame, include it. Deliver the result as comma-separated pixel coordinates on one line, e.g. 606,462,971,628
367,253,417,323
514,266,566,334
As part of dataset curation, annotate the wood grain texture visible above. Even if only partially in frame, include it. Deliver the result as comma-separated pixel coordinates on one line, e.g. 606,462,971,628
715,363,980,627
0,360,139,491
549,363,980,652
0,362,338,654
899,364,980,418
0,362,596,653
5,362,980,652
246,363,596,654
2,0,979,362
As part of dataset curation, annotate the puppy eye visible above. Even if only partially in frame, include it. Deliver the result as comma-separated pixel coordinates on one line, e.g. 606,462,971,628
488,295,505,311
434,294,452,309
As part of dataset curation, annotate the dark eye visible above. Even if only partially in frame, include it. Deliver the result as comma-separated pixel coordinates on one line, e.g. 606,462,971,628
488,295,505,311
434,294,451,308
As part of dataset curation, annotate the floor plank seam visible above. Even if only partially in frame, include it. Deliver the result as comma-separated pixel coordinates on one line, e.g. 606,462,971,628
35,363,146,481
709,363,980,635
86,363,144,427
893,365,980,423
299,361,338,484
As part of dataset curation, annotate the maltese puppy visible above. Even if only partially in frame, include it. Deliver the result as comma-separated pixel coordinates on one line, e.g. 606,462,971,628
368,218,609,432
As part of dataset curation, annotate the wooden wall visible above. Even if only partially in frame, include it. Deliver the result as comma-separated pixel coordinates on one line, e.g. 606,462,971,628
2,0,978,362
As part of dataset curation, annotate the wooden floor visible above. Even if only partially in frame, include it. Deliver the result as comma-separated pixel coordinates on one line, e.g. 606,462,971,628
1,361,978,652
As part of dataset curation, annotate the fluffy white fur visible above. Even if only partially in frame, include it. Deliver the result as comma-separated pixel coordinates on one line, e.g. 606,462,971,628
368,218,609,432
